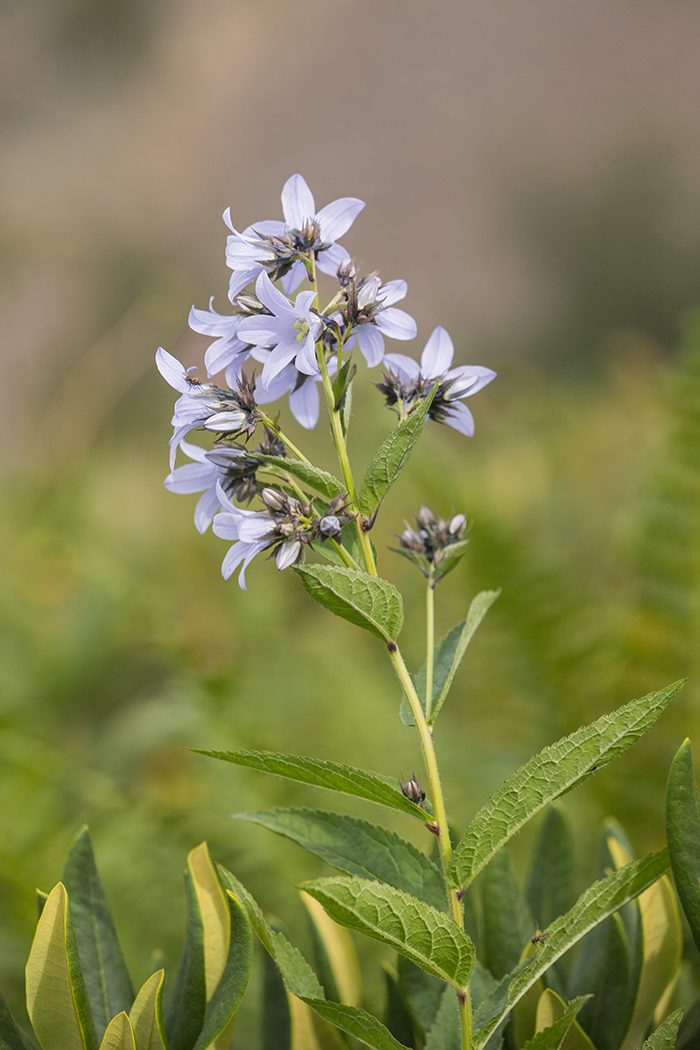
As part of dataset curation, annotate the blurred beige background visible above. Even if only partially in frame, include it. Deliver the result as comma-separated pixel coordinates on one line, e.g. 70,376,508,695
3,0,700,461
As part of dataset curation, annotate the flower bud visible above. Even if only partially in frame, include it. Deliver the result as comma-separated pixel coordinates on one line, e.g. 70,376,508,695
276,538,301,571
261,487,287,511
319,515,342,540
448,513,466,535
203,409,247,432
400,772,426,806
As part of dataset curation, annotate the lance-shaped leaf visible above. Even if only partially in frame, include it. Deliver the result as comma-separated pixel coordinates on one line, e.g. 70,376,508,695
26,882,97,1050
253,455,343,500
666,738,700,952
401,591,500,727
188,843,229,1003
577,913,633,1050
261,949,291,1050
448,681,683,890
301,891,362,1006
129,972,166,1050
526,808,576,934
639,1011,683,1050
62,827,134,1039
358,388,435,518
216,868,409,1050
300,877,475,993
164,869,205,1050
480,847,534,980
235,808,446,911
0,988,36,1050
397,957,444,1039
424,989,459,1050
197,749,430,821
527,994,590,1050
294,565,404,643
98,1015,135,1050
472,849,671,1049
193,892,253,1050
381,965,415,1048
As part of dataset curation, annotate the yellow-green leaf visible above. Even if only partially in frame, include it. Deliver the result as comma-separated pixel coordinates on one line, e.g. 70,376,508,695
189,844,230,1002
301,892,362,1007
98,1015,135,1050
26,883,96,1050
129,972,166,1050
535,991,595,1050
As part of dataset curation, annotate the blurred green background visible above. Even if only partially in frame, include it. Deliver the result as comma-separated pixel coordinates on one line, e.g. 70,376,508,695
2,0,700,1044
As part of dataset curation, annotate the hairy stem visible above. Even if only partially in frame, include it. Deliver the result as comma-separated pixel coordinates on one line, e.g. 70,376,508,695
425,579,435,721
258,414,311,464
327,538,362,571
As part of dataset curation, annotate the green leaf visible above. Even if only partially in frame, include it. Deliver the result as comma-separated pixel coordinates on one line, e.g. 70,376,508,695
397,958,444,1039
187,843,230,1004
198,749,429,821
480,847,534,979
300,877,476,993
423,990,459,1050
525,994,590,1050
301,890,362,1006
235,808,446,911
577,913,633,1050
98,1014,135,1050
472,849,671,1049
129,972,166,1050
638,1011,683,1050
448,681,683,890
193,893,253,1050
261,948,291,1050
254,455,343,500
0,988,35,1050
358,387,435,518
164,868,206,1050
300,1001,411,1050
332,361,356,437
676,995,699,1050
526,808,576,934
401,592,500,727
666,738,700,952
26,883,97,1050
381,966,415,1049
294,565,404,643
62,827,134,1039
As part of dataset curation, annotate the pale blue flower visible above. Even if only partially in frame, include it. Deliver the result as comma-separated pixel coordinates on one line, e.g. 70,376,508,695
237,272,322,386
343,277,417,366
188,300,253,386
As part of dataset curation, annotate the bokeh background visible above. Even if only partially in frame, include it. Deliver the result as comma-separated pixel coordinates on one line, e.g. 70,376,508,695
2,0,700,1042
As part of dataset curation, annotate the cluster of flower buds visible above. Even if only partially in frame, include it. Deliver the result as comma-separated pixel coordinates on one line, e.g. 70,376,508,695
212,487,354,589
395,505,470,584
157,173,496,587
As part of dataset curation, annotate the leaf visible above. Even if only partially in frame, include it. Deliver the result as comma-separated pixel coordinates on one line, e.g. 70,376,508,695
480,847,534,979
332,361,356,437
299,1001,411,1050
401,592,500,727
235,808,446,910
472,849,672,1049
300,877,475,993
638,1011,683,1050
254,455,343,500
198,750,429,821
261,949,291,1050
188,843,229,1003
62,827,134,1039
0,987,35,1050
447,681,683,890
164,868,206,1050
302,891,362,1006
526,993,590,1050
294,565,404,643
358,388,435,518
381,965,415,1048
193,892,253,1050
576,913,633,1050
666,738,700,952
397,957,444,1039
129,972,167,1050
423,990,459,1050
25,882,97,1050
98,1015,135,1050
526,808,576,934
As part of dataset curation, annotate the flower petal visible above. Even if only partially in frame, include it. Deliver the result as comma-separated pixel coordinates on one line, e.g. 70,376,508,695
194,486,221,534
156,348,190,393
261,339,300,385
256,363,297,401
244,220,286,238
444,365,497,398
316,197,365,241
316,241,351,277
375,307,417,341
280,174,316,229
164,461,218,494
378,279,407,306
189,302,241,337
179,438,209,463
295,333,320,376
443,401,475,436
228,265,263,301
237,314,287,347
280,260,307,296
255,271,295,317
205,336,249,377
356,325,385,366
238,514,273,542
382,353,420,380
289,379,320,429
420,326,454,378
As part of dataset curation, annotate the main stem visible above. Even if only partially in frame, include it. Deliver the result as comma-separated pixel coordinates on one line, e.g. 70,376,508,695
425,579,435,721
389,643,473,1050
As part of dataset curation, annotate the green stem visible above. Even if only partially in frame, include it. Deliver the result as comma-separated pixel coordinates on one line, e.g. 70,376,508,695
459,992,473,1050
316,345,378,576
425,579,435,721
258,414,311,464
327,538,362,572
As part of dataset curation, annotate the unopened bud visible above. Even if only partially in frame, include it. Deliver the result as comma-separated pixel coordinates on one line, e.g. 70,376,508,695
320,515,342,540
203,410,247,432
448,513,466,535
276,538,301,571
400,772,426,807
261,488,287,511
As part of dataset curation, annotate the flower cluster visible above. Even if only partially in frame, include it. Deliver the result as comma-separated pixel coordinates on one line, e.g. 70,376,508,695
395,505,470,583
157,174,496,587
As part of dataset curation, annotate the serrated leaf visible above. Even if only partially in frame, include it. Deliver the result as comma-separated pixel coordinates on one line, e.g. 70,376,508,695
638,1011,683,1050
300,877,475,993
481,847,534,980
26,882,97,1050
300,1001,411,1050
164,869,205,1050
193,892,253,1050
526,808,576,934
333,361,356,437
473,849,671,1049
198,749,429,821
358,388,435,518
577,913,632,1050
0,988,35,1050
129,972,166,1050
527,993,590,1050
397,957,444,1038
448,682,683,890
62,827,134,1039
401,592,500,727
423,989,459,1050
666,738,700,953
294,565,404,643
98,1015,135,1050
254,455,343,500
236,808,446,911
677,994,700,1050
301,891,362,1006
